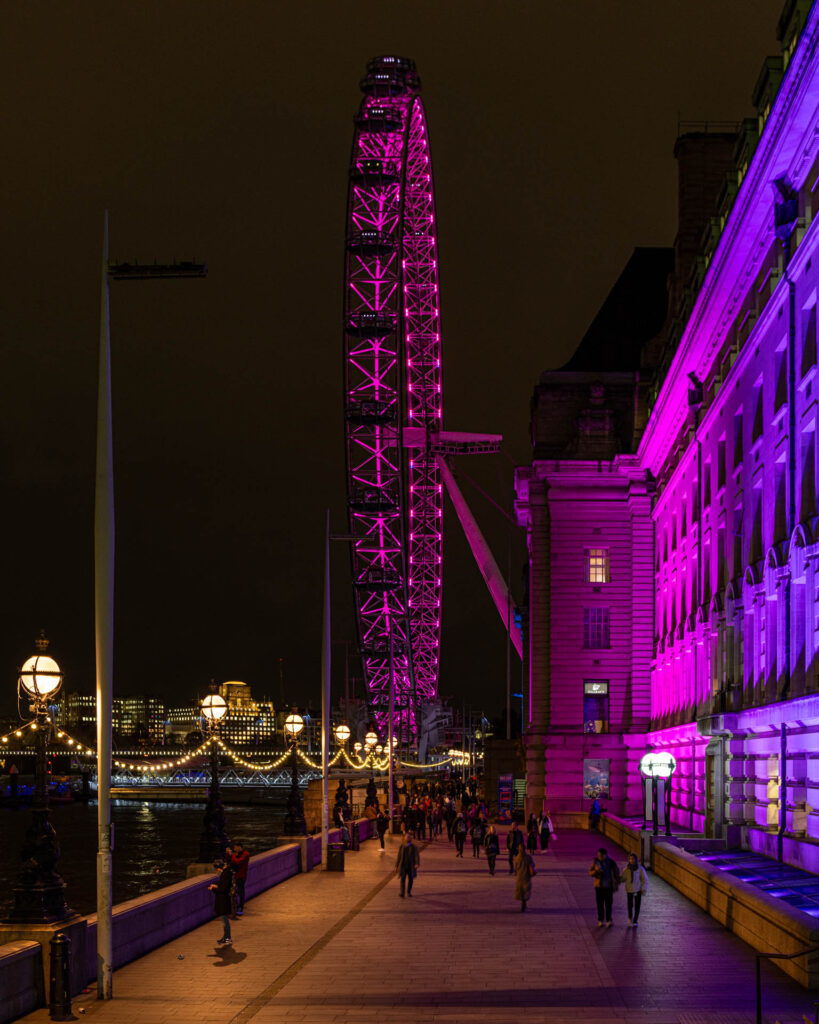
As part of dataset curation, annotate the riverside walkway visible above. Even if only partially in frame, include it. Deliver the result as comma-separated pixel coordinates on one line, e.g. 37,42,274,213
17,830,818,1024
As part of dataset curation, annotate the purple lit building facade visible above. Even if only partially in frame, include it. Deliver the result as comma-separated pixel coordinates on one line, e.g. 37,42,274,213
517,1,819,871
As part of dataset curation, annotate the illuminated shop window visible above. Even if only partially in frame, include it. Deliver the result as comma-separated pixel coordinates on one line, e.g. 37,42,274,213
583,680,609,734
583,608,610,649
585,548,609,583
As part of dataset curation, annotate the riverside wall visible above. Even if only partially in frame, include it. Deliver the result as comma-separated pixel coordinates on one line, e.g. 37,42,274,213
0,818,374,1024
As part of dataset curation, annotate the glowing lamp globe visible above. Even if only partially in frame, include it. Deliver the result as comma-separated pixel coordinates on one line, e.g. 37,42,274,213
375,744,383,754
335,724,351,744
354,742,363,753
365,730,378,748
19,653,62,700
201,693,227,723
284,712,304,739
640,751,676,779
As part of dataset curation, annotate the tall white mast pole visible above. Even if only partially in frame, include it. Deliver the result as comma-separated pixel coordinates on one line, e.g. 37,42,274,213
95,211,114,1000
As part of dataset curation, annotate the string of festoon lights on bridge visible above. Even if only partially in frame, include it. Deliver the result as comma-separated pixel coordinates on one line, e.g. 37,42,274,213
0,720,456,774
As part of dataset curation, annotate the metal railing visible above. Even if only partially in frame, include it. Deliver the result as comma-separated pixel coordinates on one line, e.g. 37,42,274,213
755,946,819,1024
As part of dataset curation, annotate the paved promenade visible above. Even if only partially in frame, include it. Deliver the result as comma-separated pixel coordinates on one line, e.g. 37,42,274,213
18,830,819,1024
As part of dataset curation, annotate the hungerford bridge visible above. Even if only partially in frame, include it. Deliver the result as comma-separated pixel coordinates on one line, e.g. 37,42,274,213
0,721,467,791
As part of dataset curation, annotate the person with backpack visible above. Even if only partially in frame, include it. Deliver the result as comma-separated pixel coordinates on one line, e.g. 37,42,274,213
484,823,500,875
506,822,524,874
470,817,484,857
621,852,649,927
454,812,467,857
589,846,620,927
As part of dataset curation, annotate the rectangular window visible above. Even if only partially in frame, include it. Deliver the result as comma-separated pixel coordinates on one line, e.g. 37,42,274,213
802,303,817,378
585,548,610,583
752,378,764,443
583,680,609,734
583,608,610,649
734,409,743,468
718,437,726,491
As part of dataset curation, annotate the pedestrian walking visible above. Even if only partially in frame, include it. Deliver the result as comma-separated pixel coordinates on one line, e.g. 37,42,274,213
228,841,250,915
394,831,420,897
208,859,235,945
454,812,467,857
484,824,500,875
538,810,554,851
621,853,648,927
589,796,601,831
514,843,535,912
526,818,538,855
589,846,620,927
506,822,523,874
470,817,484,857
376,808,389,852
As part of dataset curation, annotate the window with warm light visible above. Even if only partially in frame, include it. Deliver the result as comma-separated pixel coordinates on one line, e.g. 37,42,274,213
585,548,610,584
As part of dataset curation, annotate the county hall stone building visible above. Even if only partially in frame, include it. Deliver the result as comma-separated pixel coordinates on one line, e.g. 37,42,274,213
516,0,819,873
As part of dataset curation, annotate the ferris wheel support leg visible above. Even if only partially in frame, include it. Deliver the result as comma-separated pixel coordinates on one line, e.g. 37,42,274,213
436,456,523,658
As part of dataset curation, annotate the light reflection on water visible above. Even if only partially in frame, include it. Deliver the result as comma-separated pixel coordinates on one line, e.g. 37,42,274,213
0,799,286,916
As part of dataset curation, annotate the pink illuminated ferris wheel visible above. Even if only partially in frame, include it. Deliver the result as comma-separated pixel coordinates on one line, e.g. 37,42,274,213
343,56,443,725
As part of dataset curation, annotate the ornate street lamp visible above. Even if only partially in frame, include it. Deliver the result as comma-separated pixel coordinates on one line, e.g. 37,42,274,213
283,710,306,835
334,723,351,746
364,730,378,749
197,687,228,864
6,632,73,923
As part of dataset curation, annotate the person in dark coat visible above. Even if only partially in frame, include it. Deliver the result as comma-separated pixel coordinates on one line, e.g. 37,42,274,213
228,841,250,915
394,832,420,897
589,846,620,927
454,812,467,857
208,860,235,944
514,843,534,912
506,823,524,874
376,808,389,852
470,818,484,857
484,824,500,875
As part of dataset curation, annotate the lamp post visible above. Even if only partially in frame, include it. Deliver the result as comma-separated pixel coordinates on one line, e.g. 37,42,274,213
283,710,306,835
6,632,73,923
640,751,677,837
197,689,228,864
335,723,351,748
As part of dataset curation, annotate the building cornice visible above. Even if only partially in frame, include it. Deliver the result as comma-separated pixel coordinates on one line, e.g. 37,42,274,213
639,6,819,476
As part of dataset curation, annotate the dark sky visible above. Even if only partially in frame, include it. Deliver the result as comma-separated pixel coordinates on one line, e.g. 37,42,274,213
0,1,779,720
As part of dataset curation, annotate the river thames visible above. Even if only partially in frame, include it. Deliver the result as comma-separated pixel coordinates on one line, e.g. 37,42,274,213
0,800,286,917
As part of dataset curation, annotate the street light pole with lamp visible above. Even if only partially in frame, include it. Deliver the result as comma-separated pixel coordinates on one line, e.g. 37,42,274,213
198,689,229,865
6,632,73,923
283,711,306,835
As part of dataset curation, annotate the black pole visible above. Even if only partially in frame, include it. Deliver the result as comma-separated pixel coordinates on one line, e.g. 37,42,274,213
755,955,762,1024
283,740,306,835
197,736,228,864
5,710,73,923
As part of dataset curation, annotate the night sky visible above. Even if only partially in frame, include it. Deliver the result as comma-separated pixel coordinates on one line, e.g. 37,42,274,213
1,2,778,720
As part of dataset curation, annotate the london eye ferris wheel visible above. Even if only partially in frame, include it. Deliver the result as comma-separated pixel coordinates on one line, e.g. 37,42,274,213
342,57,518,740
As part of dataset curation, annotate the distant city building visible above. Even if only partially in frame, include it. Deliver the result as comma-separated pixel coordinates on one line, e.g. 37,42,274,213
118,696,165,744
217,680,276,746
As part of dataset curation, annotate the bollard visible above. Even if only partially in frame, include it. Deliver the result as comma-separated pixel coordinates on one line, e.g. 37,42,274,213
49,932,72,1021
351,822,360,851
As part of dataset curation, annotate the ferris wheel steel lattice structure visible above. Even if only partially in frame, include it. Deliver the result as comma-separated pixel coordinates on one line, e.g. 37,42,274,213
343,56,442,730
343,56,516,738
